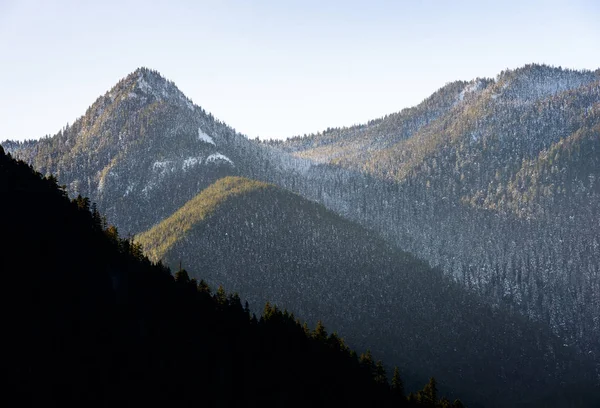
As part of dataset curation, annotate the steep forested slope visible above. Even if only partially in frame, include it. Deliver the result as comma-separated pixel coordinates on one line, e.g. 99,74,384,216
1,146,469,408
3,68,239,235
137,176,598,408
3,64,599,390
266,65,600,362
270,79,488,164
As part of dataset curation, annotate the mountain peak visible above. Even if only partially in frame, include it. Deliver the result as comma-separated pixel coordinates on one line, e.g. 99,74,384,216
132,67,169,92
132,66,163,77
103,67,196,112
488,63,599,104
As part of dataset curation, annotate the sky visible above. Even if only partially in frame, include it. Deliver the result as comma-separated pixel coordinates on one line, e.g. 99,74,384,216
1,0,599,141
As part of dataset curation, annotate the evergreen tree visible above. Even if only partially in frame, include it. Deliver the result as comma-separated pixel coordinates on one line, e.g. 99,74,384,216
228,292,242,311
420,377,438,407
215,285,227,305
243,301,251,317
197,279,211,294
105,225,119,242
91,202,102,229
175,268,191,283
439,397,452,408
313,320,328,342
391,366,405,399
374,360,387,385
327,332,345,352
263,301,274,321
359,350,375,378
302,321,310,336
452,399,464,408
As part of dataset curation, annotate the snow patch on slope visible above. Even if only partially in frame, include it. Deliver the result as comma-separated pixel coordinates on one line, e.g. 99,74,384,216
143,160,175,196
183,157,202,170
151,160,177,179
182,96,195,111
124,183,136,197
136,71,195,111
198,128,215,145
138,74,153,95
152,160,174,171
458,79,485,102
206,153,234,165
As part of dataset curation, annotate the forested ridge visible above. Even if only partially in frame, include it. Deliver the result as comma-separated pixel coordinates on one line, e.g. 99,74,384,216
136,176,597,407
264,64,600,363
3,64,600,406
1,146,468,407
3,68,237,235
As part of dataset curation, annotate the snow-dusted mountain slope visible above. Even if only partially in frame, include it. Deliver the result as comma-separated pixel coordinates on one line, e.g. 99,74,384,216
4,64,599,382
136,176,597,408
5,68,241,234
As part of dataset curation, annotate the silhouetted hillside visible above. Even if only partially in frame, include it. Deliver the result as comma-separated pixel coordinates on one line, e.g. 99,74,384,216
1,146,471,407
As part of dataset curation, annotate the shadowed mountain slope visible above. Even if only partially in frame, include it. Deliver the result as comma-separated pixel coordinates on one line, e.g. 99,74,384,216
137,176,598,407
3,64,599,392
2,146,473,408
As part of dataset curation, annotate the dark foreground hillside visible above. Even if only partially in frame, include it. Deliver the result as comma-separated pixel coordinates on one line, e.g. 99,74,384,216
1,146,466,407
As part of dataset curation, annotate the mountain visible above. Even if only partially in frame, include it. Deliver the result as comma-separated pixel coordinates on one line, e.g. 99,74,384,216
3,64,599,400
2,146,471,408
137,175,597,407
4,68,240,234
269,78,492,165
267,64,600,362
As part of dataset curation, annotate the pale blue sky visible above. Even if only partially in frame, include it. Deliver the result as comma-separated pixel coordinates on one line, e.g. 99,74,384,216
1,0,599,141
